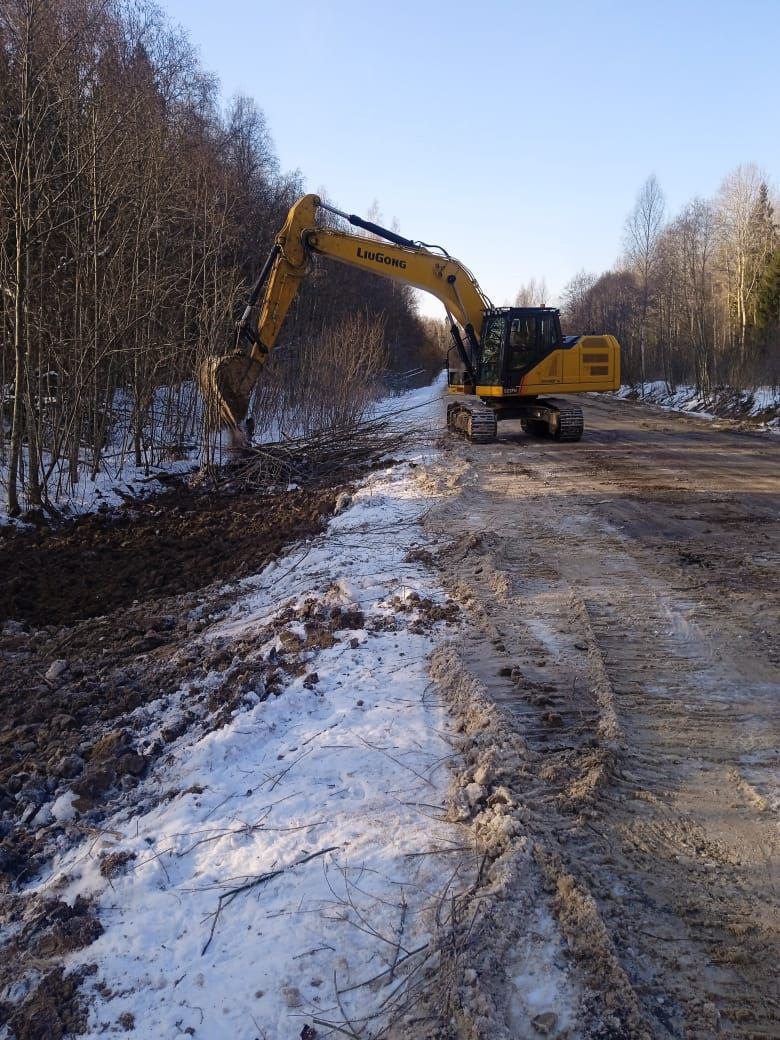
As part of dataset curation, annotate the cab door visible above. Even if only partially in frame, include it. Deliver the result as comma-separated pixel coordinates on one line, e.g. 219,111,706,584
506,311,564,388
478,313,507,387
505,315,539,385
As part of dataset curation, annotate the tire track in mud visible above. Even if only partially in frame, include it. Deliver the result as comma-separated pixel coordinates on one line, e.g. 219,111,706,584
422,406,779,1039
572,591,779,1040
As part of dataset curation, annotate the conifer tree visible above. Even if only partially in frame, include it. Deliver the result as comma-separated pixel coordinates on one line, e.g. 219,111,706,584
755,248,780,328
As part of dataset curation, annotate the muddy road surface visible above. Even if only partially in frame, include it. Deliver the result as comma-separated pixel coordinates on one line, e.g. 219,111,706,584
427,395,779,1039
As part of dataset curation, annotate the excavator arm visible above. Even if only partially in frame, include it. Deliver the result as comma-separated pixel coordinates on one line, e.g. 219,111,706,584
252,194,489,356
200,194,490,437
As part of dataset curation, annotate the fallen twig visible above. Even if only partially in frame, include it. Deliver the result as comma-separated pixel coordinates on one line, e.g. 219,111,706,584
334,969,363,1038
335,943,430,997
200,844,338,955
403,845,473,858
310,1016,363,1039
357,736,436,789
388,895,407,982
265,747,312,791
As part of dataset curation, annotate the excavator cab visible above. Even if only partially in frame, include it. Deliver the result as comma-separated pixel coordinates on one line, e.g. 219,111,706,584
478,307,564,388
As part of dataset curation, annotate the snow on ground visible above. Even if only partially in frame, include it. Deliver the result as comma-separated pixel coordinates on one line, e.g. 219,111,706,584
0,444,197,526
28,379,470,1038
8,454,200,523
0,383,204,525
614,381,780,428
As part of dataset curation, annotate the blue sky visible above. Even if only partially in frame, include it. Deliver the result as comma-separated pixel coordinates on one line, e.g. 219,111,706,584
160,0,779,315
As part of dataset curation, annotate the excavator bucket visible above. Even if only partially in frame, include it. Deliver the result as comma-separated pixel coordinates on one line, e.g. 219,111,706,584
198,351,263,447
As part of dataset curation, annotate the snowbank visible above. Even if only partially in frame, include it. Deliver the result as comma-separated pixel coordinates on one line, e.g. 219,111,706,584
614,382,780,428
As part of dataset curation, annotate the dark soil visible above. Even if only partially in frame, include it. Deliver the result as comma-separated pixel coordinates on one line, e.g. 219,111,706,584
1,966,94,1040
0,475,339,626
0,898,100,1039
0,475,344,883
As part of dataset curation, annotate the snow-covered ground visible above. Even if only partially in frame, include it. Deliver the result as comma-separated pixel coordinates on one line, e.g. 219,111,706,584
0,383,205,524
614,381,780,428
27,380,471,1038
0,376,446,524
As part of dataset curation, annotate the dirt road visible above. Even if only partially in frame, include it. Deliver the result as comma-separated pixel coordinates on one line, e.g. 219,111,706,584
426,395,779,1038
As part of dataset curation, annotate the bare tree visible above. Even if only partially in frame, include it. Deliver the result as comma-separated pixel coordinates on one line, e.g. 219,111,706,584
514,276,548,307
561,271,597,334
624,175,665,394
716,164,775,360
673,200,718,390
562,165,776,395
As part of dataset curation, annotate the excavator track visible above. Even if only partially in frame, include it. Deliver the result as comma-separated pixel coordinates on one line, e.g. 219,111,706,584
447,401,497,443
519,399,585,441
550,401,584,442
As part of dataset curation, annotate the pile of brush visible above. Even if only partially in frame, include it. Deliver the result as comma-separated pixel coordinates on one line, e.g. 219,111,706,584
206,412,423,491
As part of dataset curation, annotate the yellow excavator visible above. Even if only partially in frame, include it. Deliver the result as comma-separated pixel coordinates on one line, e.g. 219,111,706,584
199,194,620,443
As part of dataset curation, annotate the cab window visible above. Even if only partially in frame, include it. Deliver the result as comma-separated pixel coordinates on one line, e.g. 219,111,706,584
539,315,559,351
508,318,536,371
479,315,505,384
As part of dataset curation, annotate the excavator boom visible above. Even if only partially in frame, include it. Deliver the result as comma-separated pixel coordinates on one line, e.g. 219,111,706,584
247,195,488,368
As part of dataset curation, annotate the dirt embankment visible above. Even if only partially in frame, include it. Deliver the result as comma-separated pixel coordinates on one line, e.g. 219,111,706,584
0,474,342,872
1,476,339,627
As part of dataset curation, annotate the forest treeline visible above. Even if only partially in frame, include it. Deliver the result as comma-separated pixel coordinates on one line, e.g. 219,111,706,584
0,0,439,515
556,169,779,391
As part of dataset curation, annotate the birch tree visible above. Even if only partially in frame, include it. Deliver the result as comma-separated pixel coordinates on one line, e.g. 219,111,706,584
514,276,548,307
716,163,775,361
